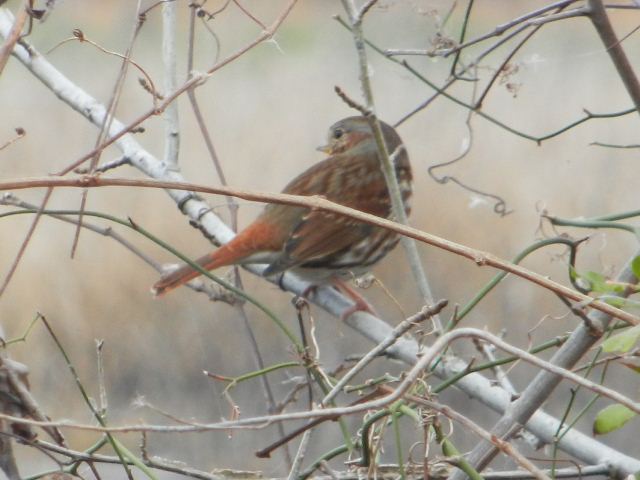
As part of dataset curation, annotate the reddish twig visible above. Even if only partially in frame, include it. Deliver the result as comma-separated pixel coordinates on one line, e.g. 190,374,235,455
0,175,639,327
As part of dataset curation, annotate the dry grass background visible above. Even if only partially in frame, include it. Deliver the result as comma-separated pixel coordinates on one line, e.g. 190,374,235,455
1,0,640,476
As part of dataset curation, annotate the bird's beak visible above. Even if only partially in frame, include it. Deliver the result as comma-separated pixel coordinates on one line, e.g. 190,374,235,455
316,144,332,154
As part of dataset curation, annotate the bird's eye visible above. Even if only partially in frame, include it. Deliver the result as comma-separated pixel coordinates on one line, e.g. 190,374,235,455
333,128,344,139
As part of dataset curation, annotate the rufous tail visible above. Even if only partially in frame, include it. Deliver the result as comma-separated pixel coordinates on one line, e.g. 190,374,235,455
152,220,284,297
152,251,224,296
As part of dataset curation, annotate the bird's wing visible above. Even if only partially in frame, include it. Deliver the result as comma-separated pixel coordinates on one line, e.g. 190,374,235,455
262,211,370,275
261,147,403,276
264,185,391,275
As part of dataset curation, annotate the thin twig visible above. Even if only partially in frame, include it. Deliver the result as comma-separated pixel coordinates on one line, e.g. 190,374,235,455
1,174,639,327
394,390,551,480
0,328,635,433
71,1,145,259
587,0,640,113
57,0,299,176
0,128,25,152
46,29,160,102
0,0,28,75
32,438,225,479
436,0,579,57
162,0,180,168
0,193,162,270
287,430,312,480
321,301,447,406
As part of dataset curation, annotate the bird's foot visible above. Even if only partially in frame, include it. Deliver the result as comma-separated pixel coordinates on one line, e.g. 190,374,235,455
291,278,377,321
332,278,378,321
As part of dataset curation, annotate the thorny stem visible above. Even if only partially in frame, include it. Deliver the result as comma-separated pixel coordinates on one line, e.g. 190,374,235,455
2,175,639,327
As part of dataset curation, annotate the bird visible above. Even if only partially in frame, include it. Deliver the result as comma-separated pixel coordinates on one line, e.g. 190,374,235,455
152,116,412,315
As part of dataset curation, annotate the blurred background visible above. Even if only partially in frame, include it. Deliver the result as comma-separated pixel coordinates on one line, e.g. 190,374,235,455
1,0,640,477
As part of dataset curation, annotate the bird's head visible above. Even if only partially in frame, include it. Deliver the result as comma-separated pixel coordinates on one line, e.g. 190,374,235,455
317,116,401,156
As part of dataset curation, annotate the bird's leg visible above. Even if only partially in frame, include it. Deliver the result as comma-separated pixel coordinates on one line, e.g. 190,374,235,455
293,278,377,321
331,278,378,321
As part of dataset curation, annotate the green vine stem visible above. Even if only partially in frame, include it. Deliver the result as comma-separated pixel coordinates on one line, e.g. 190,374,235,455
449,236,583,329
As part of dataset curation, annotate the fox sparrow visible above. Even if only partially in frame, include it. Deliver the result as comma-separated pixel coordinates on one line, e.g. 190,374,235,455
152,116,412,312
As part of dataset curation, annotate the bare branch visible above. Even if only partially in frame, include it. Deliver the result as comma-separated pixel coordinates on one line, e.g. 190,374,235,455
0,0,28,75
587,0,640,113
162,0,180,168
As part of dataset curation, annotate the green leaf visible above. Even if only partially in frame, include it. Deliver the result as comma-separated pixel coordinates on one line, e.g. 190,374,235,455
632,255,640,279
603,296,632,308
593,404,637,435
583,271,606,283
582,271,606,291
602,324,640,353
581,271,626,294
